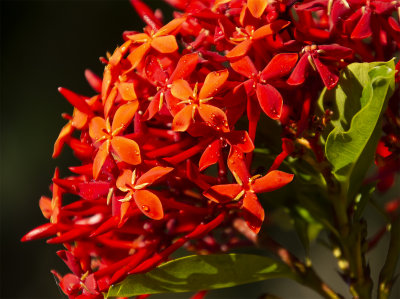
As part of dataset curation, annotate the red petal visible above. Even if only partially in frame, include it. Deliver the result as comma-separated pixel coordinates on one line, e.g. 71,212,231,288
203,184,243,203
111,136,141,165
261,53,299,82
247,0,268,18
226,39,253,59
230,56,257,78
84,69,102,93
313,56,338,89
256,83,283,120
252,170,294,193
134,190,164,220
130,0,163,30
198,104,229,132
135,166,174,186
169,52,199,82
227,145,250,184
145,55,169,83
58,87,93,116
225,130,254,153
242,192,264,234
172,105,194,132
199,69,229,100
199,139,221,171
111,101,139,133
77,181,111,200
287,53,310,86
21,223,59,242
151,35,178,53
351,9,372,39
171,79,193,101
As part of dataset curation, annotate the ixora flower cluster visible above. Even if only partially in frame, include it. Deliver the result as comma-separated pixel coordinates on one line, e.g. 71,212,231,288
23,0,399,298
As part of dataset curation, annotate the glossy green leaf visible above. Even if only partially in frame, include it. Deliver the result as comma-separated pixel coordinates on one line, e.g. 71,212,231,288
319,60,395,201
107,254,294,297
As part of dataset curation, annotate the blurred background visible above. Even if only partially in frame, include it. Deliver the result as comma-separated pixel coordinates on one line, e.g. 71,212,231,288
1,1,399,298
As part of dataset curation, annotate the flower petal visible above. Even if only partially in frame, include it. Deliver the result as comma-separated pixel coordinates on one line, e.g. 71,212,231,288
135,166,174,186
53,122,74,158
172,105,194,132
154,17,186,37
93,141,110,179
199,139,221,171
134,190,164,220
312,56,338,89
261,53,299,82
256,83,283,120
111,136,141,165
230,56,257,79
242,192,264,234
226,39,253,59
89,117,107,141
127,42,151,70
199,69,229,100
228,145,250,184
287,53,310,86
117,82,137,102
111,101,139,133
151,35,179,53
351,8,372,39
58,87,93,116
225,130,254,153
171,79,193,101
252,170,294,193
169,52,199,82
203,184,244,203
252,20,290,39
247,0,268,18
116,169,134,190
198,104,229,132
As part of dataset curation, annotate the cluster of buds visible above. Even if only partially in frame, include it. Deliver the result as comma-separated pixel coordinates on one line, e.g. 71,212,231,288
22,0,399,298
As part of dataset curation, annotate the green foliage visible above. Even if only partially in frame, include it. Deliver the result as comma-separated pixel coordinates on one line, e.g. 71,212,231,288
107,254,294,297
319,60,395,201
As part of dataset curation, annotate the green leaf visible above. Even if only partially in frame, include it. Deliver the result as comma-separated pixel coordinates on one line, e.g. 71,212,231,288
319,60,395,201
107,254,294,297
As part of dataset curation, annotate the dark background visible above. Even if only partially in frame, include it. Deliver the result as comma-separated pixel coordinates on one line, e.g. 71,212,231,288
1,1,398,298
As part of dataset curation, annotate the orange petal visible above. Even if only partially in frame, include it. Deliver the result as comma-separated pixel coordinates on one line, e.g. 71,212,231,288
93,141,110,179
109,40,132,66
117,82,137,102
154,17,186,37
111,136,141,165
71,108,88,130
252,20,291,40
198,104,229,132
252,170,294,193
120,201,132,224
226,39,252,59
39,196,52,219
171,79,193,101
127,43,151,70
242,192,264,234
199,69,229,100
89,117,107,141
134,190,164,220
151,35,178,53
111,101,139,133
116,169,134,190
230,56,257,78
102,64,113,102
127,33,150,43
53,122,74,158
247,0,268,18
104,86,118,119
172,105,194,132
135,166,174,186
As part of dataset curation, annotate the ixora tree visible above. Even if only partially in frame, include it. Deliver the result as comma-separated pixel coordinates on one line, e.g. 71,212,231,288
22,0,400,298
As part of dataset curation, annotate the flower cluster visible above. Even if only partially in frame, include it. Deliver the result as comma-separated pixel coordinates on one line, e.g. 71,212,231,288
22,0,399,298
